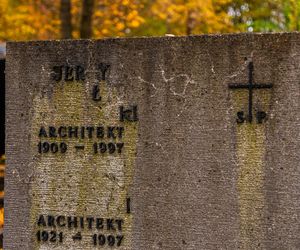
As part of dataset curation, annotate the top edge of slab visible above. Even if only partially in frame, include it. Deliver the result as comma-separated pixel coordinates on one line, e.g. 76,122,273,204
6,31,300,47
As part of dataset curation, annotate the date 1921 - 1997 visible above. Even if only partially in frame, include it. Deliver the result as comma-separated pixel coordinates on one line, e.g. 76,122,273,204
36,231,124,247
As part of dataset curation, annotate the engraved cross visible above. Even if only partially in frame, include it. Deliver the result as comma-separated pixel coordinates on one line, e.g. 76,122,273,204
229,62,273,123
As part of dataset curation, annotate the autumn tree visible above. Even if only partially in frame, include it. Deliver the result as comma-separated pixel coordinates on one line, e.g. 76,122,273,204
92,0,145,37
0,0,60,41
62,0,145,39
149,0,234,35
228,0,284,32
0,0,145,41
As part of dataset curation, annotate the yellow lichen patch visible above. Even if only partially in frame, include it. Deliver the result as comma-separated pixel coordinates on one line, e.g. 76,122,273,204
30,79,138,249
236,123,265,249
231,89,271,249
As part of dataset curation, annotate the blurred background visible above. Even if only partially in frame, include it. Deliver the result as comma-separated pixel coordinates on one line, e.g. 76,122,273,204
0,0,300,248
0,0,300,42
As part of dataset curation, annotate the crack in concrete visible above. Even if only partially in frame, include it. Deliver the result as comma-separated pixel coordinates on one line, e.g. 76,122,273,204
137,76,159,98
222,55,254,86
159,65,194,98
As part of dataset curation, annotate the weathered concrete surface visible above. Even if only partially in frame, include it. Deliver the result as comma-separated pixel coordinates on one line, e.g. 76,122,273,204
5,33,300,249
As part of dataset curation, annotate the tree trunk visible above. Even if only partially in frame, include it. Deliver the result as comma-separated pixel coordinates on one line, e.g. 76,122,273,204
60,0,73,39
186,10,195,35
80,0,95,38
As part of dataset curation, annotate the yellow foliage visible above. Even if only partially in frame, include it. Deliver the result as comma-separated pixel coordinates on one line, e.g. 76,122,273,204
151,0,234,35
116,22,125,31
0,0,298,41
0,0,145,41
92,0,145,37
129,20,140,28
0,0,60,41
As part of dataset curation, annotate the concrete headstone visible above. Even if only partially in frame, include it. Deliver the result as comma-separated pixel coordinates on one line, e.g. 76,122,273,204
5,34,300,249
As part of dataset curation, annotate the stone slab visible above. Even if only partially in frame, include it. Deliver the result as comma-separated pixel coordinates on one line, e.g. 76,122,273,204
5,33,300,249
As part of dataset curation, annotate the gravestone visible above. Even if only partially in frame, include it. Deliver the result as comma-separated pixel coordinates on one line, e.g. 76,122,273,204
5,34,300,249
